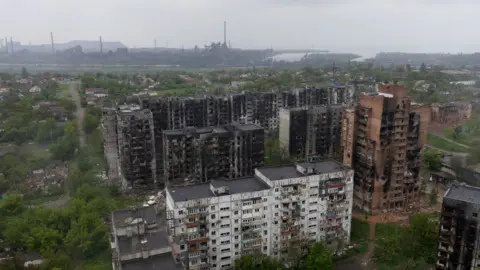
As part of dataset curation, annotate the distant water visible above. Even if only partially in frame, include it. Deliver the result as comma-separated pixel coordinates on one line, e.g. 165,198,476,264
270,53,307,62
271,52,371,62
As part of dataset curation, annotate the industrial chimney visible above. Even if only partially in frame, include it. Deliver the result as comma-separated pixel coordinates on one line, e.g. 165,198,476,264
50,32,55,53
223,21,227,47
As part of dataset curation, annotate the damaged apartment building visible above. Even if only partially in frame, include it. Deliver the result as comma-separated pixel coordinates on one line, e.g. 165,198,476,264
279,104,343,159
163,124,264,186
115,105,157,189
431,102,472,125
165,159,353,270
102,85,353,188
341,84,430,213
436,182,480,270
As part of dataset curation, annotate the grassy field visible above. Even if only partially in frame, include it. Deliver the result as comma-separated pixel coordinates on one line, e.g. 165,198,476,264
426,133,469,152
57,83,71,99
333,218,369,261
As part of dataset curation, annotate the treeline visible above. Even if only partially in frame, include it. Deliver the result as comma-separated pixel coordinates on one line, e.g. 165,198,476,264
235,242,334,270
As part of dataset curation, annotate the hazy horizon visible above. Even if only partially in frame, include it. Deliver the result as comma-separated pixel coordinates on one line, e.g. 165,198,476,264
2,0,480,56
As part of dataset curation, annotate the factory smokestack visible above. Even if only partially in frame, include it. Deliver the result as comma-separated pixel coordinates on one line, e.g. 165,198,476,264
100,36,103,53
4,37,7,53
50,32,55,53
224,21,227,47
10,37,14,53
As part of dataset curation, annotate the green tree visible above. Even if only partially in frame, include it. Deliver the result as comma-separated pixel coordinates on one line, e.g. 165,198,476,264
304,242,333,270
235,254,285,270
21,66,29,77
423,149,443,171
84,113,100,134
419,62,427,73
404,213,439,264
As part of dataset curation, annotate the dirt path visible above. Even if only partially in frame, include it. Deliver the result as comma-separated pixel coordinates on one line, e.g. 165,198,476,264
69,82,86,147
429,131,470,149
361,221,376,269
43,82,85,208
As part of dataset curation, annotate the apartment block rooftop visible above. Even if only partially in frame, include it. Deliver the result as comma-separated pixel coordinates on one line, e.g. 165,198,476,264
163,126,229,136
256,159,349,181
167,176,270,203
117,230,169,258
112,206,159,228
444,182,480,205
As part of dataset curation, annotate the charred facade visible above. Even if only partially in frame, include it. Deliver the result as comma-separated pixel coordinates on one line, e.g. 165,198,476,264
431,102,472,125
163,124,264,186
116,105,157,188
132,86,352,186
341,84,430,213
279,104,343,159
436,183,480,270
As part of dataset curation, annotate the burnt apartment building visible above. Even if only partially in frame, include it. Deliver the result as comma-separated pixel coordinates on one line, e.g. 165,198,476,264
436,182,480,270
279,104,343,159
102,108,120,184
431,102,472,125
103,86,352,188
341,84,430,213
116,105,157,188
163,124,264,186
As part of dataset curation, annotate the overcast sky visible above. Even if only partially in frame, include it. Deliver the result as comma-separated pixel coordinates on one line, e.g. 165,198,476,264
2,0,480,56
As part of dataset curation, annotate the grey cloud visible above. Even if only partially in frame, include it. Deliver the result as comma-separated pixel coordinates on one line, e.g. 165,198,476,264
1,0,480,55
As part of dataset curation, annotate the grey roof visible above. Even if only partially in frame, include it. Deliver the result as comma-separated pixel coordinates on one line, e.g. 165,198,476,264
163,126,229,136
122,254,182,270
257,160,349,181
112,206,158,228
118,230,169,257
445,183,480,206
168,177,270,203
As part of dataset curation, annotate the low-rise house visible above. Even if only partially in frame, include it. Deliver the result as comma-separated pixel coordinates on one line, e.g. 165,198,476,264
23,252,44,268
28,85,42,93
85,88,108,98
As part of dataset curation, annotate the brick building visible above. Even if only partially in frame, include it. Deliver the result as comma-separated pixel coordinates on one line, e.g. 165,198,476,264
431,102,472,125
341,84,430,213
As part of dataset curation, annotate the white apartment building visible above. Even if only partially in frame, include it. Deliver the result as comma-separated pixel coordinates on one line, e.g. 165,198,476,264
165,160,354,270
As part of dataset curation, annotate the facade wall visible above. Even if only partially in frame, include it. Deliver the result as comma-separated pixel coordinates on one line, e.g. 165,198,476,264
163,125,264,186
431,102,472,125
131,86,353,187
279,105,344,159
102,108,120,185
116,107,157,188
344,85,430,213
436,184,480,270
165,164,354,270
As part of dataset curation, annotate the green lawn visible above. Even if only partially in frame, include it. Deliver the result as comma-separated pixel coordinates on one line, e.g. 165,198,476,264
427,133,469,152
56,83,70,99
333,218,369,261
